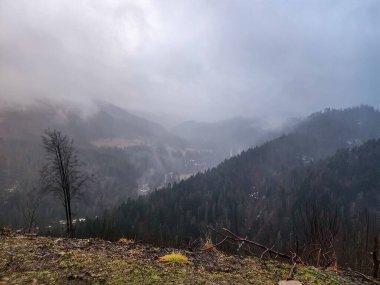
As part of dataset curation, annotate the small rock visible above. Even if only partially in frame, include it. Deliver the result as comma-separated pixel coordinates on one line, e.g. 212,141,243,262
278,281,302,285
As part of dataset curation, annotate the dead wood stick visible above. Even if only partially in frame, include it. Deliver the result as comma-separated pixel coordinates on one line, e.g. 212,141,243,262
207,226,300,262
200,236,228,252
287,252,298,280
339,267,380,285
287,261,297,280
353,270,380,285
260,245,275,259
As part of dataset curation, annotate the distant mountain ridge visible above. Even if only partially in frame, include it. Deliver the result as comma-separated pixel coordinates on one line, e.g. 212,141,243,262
0,101,179,147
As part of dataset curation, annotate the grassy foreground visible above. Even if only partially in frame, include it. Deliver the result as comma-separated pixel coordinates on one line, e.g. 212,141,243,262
0,231,373,284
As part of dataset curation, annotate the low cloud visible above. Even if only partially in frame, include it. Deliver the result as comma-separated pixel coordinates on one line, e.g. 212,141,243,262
0,0,379,123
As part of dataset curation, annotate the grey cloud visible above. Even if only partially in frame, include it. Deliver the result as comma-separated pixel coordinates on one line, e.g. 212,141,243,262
0,0,379,124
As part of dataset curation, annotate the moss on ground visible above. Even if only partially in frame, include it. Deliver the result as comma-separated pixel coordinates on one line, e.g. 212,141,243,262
0,233,372,284
159,253,191,265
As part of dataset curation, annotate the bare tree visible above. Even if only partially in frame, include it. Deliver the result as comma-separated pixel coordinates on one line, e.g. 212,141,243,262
296,202,340,268
40,129,90,238
21,187,41,234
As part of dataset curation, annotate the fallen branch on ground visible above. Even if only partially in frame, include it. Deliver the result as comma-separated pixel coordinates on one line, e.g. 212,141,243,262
204,226,377,283
339,268,380,285
205,227,306,280
207,226,303,262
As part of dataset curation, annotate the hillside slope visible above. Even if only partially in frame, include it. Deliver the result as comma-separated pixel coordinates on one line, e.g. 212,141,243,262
94,106,380,274
0,231,373,285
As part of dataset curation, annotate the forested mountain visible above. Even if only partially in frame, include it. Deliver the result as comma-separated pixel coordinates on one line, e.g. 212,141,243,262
87,106,380,273
0,100,280,229
0,102,217,228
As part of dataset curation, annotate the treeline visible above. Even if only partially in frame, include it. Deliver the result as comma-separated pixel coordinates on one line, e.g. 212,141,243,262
0,142,205,228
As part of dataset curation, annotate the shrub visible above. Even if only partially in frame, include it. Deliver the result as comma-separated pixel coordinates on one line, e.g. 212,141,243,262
200,235,218,254
117,238,134,244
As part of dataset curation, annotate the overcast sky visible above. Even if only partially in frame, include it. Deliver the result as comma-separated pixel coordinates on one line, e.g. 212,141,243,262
0,0,379,124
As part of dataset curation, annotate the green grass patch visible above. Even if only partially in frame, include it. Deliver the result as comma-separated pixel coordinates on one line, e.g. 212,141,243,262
159,253,191,265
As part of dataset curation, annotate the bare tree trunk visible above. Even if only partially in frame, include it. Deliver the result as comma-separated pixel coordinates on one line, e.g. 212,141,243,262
64,198,70,237
67,197,73,238
374,235,379,279
27,207,37,233
21,189,40,234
